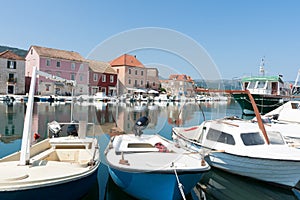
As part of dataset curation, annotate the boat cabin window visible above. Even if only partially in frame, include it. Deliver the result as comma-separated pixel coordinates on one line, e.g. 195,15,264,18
291,103,300,109
268,131,285,145
241,132,265,146
206,128,235,145
127,143,154,148
246,81,256,89
256,81,266,89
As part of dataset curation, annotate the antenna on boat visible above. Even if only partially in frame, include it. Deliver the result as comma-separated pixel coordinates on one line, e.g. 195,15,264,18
259,57,265,76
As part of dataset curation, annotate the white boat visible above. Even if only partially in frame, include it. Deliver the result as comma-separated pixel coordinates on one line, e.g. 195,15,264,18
93,92,110,102
105,116,210,200
252,101,300,146
172,117,300,189
263,100,300,123
0,67,100,199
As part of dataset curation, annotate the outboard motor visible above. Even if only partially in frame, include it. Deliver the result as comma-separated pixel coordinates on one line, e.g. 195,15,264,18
133,116,149,136
48,121,62,138
67,120,78,136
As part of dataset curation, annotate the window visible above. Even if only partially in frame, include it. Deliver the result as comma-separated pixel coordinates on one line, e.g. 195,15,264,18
45,84,50,91
129,68,131,74
135,70,138,75
80,74,83,81
31,49,33,55
256,81,266,89
8,73,14,82
7,61,16,69
71,63,75,70
153,82,155,86
110,75,114,83
56,72,61,77
46,59,51,66
241,132,265,146
134,80,137,87
141,80,143,85
206,128,235,145
94,74,98,82
267,131,285,145
117,69,119,73
56,61,61,67
71,73,75,80
128,79,131,84
141,70,144,76
79,64,84,70
102,75,106,82
92,88,98,94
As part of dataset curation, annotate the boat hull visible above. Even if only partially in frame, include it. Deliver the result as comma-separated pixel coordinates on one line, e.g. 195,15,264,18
232,93,289,114
0,166,98,200
109,167,204,200
207,152,300,188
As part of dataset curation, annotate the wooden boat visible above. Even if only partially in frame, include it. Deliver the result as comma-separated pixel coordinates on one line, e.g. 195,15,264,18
231,58,292,114
105,116,210,200
172,117,300,189
0,67,100,199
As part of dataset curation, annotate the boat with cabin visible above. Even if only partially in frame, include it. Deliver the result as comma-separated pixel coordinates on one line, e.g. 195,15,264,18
172,116,300,189
232,58,292,114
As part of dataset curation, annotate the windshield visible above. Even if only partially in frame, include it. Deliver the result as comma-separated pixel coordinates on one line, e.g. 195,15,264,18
268,131,285,145
241,132,265,146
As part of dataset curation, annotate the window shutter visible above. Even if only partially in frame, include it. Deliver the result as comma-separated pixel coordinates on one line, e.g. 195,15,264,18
7,61,10,68
14,61,16,69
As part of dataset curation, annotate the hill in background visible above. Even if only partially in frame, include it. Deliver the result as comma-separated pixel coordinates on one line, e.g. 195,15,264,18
0,45,27,58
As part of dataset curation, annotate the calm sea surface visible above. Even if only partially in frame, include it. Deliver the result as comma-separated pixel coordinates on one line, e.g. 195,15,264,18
0,99,298,200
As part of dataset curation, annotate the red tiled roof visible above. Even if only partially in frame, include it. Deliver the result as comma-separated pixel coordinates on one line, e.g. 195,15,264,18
88,60,117,74
169,74,194,82
0,50,25,60
110,54,144,68
29,45,85,62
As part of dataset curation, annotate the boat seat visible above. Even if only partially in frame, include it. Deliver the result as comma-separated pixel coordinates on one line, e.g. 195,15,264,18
30,147,56,163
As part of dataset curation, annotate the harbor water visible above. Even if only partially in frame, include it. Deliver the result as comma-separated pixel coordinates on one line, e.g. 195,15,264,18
0,99,298,200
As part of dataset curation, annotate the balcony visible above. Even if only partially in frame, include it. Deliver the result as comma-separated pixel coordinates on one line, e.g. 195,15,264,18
7,78,17,84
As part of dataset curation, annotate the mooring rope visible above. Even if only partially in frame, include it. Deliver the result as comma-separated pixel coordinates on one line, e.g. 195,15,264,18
242,97,284,108
173,164,186,200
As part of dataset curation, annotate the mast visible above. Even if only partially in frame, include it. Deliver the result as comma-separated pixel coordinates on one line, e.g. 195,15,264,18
19,66,37,165
259,57,265,76
19,67,76,165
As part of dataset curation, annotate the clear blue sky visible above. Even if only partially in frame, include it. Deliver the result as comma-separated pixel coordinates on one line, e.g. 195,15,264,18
1,0,300,81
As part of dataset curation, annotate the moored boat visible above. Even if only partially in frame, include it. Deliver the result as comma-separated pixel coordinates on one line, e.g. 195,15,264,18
105,116,210,200
232,58,292,114
0,66,100,199
172,116,300,189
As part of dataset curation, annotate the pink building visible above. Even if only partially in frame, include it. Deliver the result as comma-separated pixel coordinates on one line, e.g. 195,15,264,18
25,45,89,96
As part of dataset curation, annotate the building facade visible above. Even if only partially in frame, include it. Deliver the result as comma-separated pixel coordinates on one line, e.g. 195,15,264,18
25,45,89,96
160,74,195,97
110,54,160,95
88,60,118,96
0,50,25,94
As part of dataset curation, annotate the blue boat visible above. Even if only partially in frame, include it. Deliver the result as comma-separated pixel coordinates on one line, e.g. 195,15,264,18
104,117,210,200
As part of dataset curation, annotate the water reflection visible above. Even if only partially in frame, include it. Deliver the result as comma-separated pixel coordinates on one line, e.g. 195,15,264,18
0,100,298,199
196,168,297,200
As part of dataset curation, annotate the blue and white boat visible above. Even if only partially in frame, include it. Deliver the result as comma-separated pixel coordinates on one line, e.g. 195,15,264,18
172,117,300,189
104,117,210,200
